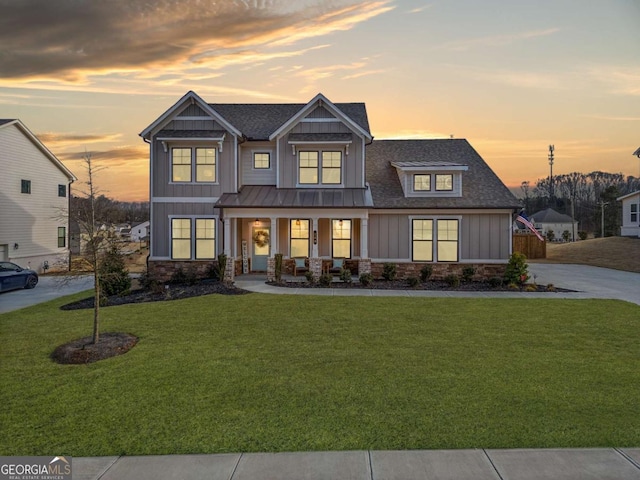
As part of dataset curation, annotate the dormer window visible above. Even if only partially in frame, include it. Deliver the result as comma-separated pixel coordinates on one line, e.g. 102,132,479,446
393,162,468,198
298,150,343,186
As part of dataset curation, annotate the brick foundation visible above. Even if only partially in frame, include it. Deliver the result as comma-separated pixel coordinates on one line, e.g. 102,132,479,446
370,262,506,281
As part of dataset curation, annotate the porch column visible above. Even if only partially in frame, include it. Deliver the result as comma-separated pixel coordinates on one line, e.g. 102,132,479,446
270,217,279,254
223,217,234,282
359,217,371,276
311,218,319,258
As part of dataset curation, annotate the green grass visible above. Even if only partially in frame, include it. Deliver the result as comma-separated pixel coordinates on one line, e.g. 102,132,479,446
1,292,639,456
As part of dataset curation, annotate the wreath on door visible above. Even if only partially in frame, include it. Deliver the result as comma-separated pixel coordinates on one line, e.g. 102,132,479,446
253,229,270,248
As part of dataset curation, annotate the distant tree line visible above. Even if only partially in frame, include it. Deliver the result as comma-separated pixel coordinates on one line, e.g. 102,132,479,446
70,194,149,226
519,171,639,237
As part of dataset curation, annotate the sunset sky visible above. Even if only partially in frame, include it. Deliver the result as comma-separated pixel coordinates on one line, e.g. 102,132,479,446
2,0,639,202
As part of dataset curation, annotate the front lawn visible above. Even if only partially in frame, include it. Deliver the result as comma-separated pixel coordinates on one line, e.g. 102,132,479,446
0,293,638,456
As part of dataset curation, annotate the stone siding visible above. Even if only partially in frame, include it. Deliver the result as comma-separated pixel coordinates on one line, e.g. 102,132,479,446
370,262,506,281
148,260,216,282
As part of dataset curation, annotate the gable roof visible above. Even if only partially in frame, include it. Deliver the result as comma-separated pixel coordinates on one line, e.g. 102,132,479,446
139,91,242,139
0,119,76,181
530,208,576,223
617,190,640,202
366,139,519,209
211,99,370,141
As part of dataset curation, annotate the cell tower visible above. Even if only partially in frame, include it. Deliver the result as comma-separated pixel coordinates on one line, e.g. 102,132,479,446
548,144,555,201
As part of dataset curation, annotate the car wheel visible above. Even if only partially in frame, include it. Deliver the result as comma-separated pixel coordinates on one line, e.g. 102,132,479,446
24,275,38,289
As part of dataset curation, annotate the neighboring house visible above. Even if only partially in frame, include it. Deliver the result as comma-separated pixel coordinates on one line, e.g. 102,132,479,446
618,191,640,238
140,91,520,281
530,208,578,241
0,119,76,273
131,221,150,242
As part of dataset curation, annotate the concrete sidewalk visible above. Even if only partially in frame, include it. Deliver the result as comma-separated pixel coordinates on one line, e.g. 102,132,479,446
75,448,640,480
235,264,640,306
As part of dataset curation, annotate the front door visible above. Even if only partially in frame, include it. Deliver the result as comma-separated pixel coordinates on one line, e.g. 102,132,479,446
252,227,270,271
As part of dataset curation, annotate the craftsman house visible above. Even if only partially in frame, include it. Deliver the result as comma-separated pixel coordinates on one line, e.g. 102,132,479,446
0,119,76,272
140,91,519,281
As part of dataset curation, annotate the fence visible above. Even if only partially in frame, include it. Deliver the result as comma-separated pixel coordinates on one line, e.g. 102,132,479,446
513,234,546,259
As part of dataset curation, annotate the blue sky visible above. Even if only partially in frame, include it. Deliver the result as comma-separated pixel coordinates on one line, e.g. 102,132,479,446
1,0,638,201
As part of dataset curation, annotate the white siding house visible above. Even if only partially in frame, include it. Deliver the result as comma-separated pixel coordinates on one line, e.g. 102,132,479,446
131,221,150,242
0,119,76,272
618,191,640,238
530,208,579,241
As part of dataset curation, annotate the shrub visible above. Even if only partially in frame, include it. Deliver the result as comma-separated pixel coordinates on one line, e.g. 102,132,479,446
504,252,529,286
444,274,460,288
359,272,373,286
578,231,588,241
461,266,476,283
407,276,420,288
562,230,571,242
546,283,556,292
420,265,433,282
99,245,131,296
546,229,555,242
305,271,315,284
274,253,283,283
339,268,352,283
488,276,503,288
319,273,333,287
382,263,397,281
215,253,227,281
525,284,538,292
507,283,520,290
169,266,198,285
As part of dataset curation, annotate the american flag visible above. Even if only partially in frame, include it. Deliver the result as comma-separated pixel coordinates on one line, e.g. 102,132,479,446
517,211,545,242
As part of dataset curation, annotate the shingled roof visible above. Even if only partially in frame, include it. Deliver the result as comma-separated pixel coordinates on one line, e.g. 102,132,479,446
210,103,370,141
530,208,576,223
366,139,520,209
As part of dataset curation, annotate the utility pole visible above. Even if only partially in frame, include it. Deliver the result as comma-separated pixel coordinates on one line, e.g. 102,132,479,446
599,201,608,238
548,145,555,205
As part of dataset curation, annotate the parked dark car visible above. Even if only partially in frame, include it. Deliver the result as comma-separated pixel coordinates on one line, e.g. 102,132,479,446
0,262,39,292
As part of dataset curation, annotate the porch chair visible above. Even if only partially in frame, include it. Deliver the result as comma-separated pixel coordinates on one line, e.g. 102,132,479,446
328,258,345,275
293,257,309,277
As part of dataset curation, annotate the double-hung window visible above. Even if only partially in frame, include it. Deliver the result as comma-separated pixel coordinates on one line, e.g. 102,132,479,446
21,179,31,194
299,151,319,184
58,184,67,197
631,204,638,223
171,147,217,183
171,218,216,260
299,151,342,185
412,218,459,262
321,152,342,184
332,219,351,258
57,227,66,248
290,219,310,257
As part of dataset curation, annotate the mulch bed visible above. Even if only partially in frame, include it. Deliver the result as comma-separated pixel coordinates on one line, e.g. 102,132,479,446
269,280,574,292
60,280,250,310
51,332,139,364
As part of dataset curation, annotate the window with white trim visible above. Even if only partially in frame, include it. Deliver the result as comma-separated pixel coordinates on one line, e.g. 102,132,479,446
631,203,638,223
290,219,310,257
332,219,351,258
171,218,191,259
253,152,270,169
171,147,217,183
58,227,66,248
412,218,459,262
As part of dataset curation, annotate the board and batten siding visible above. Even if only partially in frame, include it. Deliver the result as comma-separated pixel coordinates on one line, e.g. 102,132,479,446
151,203,219,258
277,122,364,189
152,132,236,198
369,213,511,261
239,142,276,186
0,123,72,271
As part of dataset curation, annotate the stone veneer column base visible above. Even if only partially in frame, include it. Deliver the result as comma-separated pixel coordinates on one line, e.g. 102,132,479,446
358,258,371,276
224,257,235,283
309,258,322,281
266,257,276,282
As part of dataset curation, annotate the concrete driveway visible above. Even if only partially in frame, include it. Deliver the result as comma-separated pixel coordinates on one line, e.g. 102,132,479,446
528,263,640,305
0,275,94,314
